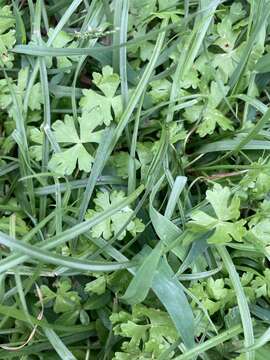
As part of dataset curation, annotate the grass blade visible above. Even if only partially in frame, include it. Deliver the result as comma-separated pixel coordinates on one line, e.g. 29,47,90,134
217,246,254,360
43,328,78,360
152,258,195,349
121,242,163,305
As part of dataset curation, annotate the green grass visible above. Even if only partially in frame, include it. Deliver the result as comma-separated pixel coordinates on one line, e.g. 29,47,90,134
1,0,270,359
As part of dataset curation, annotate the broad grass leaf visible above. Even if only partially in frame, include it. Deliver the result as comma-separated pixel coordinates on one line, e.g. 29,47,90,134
121,241,163,305
152,258,195,349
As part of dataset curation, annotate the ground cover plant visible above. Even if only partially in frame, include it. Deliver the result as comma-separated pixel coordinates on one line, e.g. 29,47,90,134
2,0,270,359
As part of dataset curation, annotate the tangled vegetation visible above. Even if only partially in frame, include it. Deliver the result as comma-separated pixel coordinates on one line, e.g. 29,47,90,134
1,0,270,359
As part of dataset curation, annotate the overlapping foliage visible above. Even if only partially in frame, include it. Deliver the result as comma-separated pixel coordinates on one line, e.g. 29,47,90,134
1,0,270,359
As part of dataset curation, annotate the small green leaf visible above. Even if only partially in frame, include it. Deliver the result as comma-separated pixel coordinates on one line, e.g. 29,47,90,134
85,190,145,240
189,184,246,244
80,66,122,125
85,276,106,295
48,115,103,175
54,279,81,314
110,151,140,178
149,79,171,103
0,5,16,68
197,108,233,137
48,28,78,72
